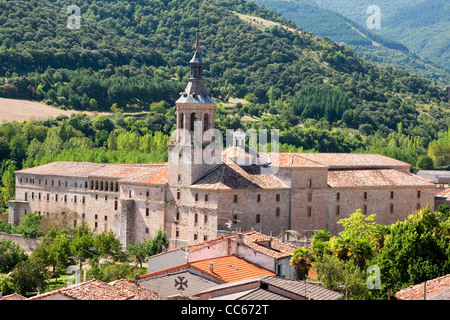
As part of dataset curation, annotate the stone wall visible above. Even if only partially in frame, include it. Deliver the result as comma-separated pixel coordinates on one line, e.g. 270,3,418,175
0,232,41,253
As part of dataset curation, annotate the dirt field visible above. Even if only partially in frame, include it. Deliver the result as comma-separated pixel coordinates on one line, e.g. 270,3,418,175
0,98,109,123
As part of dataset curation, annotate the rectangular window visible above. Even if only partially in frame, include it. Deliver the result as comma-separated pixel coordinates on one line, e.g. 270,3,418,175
32,192,34,200
146,228,149,234
146,208,149,216
205,194,209,202
64,195,67,203
233,214,238,224
194,213,198,224
194,233,198,241
203,235,208,241
307,179,312,188
82,213,85,219
336,205,340,215
95,214,98,220
257,194,261,202
275,208,280,218
47,193,50,201
177,190,181,200
38,193,41,200
390,204,394,214
105,215,108,221
94,222,98,229
146,191,150,197
417,191,421,198
82,196,85,204
55,194,58,202
336,192,340,201
390,191,394,199
417,203,421,210
307,206,312,217
307,193,312,202
276,194,280,202
195,194,199,202
114,200,118,210
74,195,77,203
204,214,208,223
256,214,261,223
364,192,368,200
233,195,238,203
363,205,368,214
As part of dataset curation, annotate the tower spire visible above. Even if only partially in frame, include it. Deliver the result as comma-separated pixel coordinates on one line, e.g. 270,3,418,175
195,27,200,51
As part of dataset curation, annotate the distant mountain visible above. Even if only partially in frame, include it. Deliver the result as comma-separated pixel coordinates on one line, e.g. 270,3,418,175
253,0,450,84
312,0,450,73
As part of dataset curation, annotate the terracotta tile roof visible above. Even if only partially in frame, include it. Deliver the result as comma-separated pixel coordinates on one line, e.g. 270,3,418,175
270,153,326,168
436,189,450,198
29,279,164,300
16,162,168,186
291,153,411,169
193,156,288,190
108,279,167,300
1,292,26,300
395,274,450,300
327,169,435,188
189,255,276,283
231,231,297,259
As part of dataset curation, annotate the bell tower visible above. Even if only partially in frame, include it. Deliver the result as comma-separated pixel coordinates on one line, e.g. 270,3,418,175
168,28,218,187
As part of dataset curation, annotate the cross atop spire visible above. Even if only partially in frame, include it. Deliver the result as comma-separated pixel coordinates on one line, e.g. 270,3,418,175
195,28,200,51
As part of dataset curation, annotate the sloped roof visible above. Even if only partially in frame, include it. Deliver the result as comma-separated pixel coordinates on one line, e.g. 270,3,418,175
1,292,26,300
193,156,288,190
395,274,450,300
16,162,168,186
138,269,219,298
232,231,297,259
292,153,410,169
327,169,435,188
29,279,165,300
189,255,276,283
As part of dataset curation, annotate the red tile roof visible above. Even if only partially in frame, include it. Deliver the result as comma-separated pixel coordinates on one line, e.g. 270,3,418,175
189,255,276,283
29,279,165,300
140,254,275,284
17,162,168,186
327,169,435,188
395,274,450,300
1,292,26,300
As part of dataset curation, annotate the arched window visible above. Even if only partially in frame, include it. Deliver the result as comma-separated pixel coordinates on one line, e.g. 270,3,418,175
190,113,197,131
179,113,184,129
115,182,119,192
203,113,209,131
95,180,99,190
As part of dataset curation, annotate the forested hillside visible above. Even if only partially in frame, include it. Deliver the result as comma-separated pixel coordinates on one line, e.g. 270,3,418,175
253,0,450,84
0,0,449,214
312,0,450,72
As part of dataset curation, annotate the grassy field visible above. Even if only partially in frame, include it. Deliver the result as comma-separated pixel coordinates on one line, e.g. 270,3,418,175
0,98,110,123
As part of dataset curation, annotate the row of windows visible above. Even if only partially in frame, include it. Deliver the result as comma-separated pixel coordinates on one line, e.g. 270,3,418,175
90,180,119,192
334,203,422,216
19,177,89,189
336,190,422,201
174,210,209,224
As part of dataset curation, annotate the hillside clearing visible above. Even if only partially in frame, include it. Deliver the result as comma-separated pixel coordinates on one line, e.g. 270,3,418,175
0,98,110,123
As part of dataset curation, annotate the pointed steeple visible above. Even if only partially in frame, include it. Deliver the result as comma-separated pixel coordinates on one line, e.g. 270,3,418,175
176,28,214,103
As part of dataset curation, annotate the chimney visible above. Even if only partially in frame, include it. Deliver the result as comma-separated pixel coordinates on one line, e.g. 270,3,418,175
209,262,214,273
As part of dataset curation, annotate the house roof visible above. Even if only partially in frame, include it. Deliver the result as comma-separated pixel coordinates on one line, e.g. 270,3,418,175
231,231,297,259
29,279,166,300
395,274,450,300
195,275,343,300
138,269,219,298
186,230,296,260
189,255,276,283
327,169,435,188
1,292,26,300
436,189,450,198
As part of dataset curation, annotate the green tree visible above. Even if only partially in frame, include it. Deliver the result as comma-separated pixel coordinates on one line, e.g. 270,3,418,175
0,239,28,273
10,258,49,296
0,160,16,208
289,247,313,280
70,222,95,271
376,207,450,299
94,231,123,262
